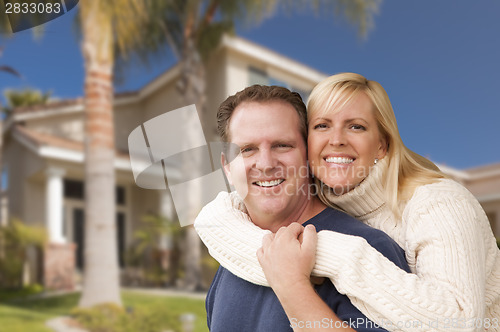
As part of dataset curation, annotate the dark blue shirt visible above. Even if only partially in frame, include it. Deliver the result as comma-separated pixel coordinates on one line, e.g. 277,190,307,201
206,207,410,331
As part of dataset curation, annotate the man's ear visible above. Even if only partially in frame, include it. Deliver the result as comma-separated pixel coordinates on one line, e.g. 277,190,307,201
221,152,233,185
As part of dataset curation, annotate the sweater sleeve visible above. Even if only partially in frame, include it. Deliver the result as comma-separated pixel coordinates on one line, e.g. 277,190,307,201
194,191,271,285
320,187,489,332
194,190,489,332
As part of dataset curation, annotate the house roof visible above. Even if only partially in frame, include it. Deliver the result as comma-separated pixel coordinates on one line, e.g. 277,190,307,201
220,34,327,84
14,125,83,151
6,35,326,122
12,125,131,170
12,90,141,115
12,98,84,114
4,35,498,178
466,162,500,178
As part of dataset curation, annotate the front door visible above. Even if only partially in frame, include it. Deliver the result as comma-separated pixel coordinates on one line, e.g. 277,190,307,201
73,208,85,270
70,208,126,270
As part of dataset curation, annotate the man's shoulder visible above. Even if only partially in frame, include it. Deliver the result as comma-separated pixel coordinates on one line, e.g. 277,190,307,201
308,207,384,238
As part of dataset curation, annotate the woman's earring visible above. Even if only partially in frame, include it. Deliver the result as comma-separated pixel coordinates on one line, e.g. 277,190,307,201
374,158,379,165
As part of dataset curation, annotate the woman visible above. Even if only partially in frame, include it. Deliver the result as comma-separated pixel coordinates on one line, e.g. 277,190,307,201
195,73,500,331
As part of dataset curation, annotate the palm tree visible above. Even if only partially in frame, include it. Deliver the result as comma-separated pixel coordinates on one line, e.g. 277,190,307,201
1,0,381,305
77,1,151,308
3,88,51,115
130,0,382,290
0,47,21,225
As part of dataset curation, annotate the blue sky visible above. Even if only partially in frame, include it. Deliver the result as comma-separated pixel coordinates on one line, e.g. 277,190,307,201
1,0,499,169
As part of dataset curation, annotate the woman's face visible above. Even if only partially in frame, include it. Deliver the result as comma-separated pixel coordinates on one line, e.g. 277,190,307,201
308,92,387,195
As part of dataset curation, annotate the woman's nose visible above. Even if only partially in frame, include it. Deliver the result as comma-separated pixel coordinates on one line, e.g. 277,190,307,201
329,130,347,146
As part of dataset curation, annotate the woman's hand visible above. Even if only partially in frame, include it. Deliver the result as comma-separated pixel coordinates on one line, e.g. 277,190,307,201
256,223,318,294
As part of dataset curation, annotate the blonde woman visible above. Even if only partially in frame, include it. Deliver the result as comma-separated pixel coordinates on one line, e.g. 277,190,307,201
195,73,500,331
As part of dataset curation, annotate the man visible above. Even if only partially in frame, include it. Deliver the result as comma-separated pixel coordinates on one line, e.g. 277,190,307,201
202,85,409,331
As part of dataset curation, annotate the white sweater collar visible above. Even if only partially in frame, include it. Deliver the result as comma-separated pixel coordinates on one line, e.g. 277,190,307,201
322,157,388,218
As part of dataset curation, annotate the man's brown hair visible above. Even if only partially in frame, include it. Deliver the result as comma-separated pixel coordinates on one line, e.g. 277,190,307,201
217,85,307,143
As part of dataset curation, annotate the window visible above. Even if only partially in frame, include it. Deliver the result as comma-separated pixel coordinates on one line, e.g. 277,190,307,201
116,186,126,206
64,179,126,205
64,179,84,200
248,66,311,102
248,67,268,85
1,166,8,191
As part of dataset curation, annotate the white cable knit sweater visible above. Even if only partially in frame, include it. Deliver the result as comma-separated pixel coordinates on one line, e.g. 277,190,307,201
195,158,500,331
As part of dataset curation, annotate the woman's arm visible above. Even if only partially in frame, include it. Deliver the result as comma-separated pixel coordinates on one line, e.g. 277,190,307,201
312,187,489,332
194,190,491,332
194,191,270,285
257,223,357,332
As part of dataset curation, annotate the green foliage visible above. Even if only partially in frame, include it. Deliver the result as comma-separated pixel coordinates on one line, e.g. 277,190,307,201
0,283,43,302
125,214,184,286
0,219,47,289
1,291,207,332
497,238,500,250
72,302,182,332
116,0,381,78
121,292,207,332
3,88,52,115
124,214,219,289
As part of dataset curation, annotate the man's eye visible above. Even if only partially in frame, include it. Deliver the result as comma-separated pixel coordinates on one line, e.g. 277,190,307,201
274,144,293,150
241,147,254,154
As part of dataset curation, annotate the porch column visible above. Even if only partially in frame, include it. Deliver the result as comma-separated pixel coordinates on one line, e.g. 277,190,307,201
44,167,75,291
158,191,174,285
159,190,174,250
45,167,66,244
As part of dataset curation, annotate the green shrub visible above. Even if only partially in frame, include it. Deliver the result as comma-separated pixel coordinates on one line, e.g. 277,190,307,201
0,219,47,289
0,283,43,302
72,303,181,332
125,214,186,287
497,238,500,250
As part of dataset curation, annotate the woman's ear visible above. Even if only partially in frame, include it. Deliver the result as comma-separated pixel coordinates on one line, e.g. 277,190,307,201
377,135,388,159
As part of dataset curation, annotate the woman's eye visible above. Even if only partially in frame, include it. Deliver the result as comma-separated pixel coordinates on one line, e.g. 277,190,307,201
313,123,328,130
350,124,366,131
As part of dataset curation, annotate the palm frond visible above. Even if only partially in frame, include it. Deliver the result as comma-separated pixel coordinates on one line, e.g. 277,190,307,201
0,65,21,78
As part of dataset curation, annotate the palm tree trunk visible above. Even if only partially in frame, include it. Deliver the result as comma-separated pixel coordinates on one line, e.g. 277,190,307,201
176,39,206,291
78,2,121,307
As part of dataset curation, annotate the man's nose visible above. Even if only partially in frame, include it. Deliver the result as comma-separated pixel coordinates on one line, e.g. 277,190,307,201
255,149,277,171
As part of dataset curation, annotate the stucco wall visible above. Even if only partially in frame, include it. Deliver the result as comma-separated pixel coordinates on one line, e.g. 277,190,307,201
114,101,144,152
26,111,84,142
204,48,229,142
465,175,500,198
24,178,45,226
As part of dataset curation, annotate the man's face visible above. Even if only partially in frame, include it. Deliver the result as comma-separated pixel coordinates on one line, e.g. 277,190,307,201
223,100,310,227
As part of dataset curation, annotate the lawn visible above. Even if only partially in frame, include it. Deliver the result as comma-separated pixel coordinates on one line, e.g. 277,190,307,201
0,291,208,332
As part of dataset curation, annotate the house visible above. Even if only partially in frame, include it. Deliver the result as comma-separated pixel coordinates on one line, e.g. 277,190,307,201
437,163,500,237
2,35,499,290
1,35,326,289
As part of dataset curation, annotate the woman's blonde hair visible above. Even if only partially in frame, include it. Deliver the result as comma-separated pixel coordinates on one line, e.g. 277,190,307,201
307,73,446,216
